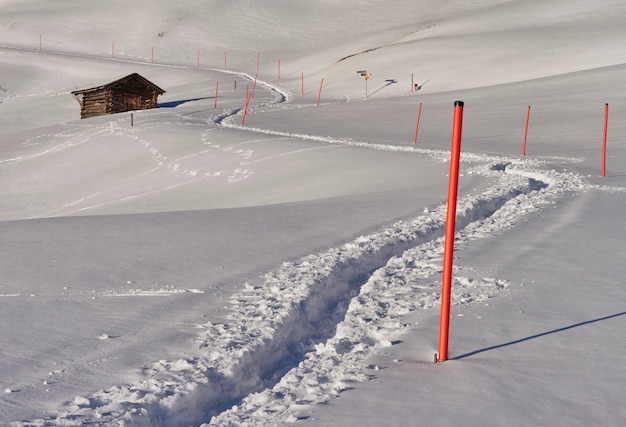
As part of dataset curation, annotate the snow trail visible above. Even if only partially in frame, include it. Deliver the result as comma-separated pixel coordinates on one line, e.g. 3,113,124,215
8,59,600,426
21,154,586,426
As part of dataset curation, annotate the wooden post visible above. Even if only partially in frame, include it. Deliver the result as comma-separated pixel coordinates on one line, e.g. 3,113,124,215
131,112,134,127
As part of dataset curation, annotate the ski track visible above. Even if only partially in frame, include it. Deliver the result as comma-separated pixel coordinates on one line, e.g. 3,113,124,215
13,70,604,426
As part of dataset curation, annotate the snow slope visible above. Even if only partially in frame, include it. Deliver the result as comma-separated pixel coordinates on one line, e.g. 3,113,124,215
2,0,626,425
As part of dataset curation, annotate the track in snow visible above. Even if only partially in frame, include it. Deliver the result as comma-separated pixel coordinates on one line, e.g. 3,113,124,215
16,69,596,426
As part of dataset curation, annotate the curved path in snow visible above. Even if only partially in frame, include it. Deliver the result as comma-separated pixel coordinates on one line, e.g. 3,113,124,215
13,53,613,426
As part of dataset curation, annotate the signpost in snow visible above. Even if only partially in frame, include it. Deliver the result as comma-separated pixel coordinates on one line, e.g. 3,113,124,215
357,70,372,98
437,101,465,363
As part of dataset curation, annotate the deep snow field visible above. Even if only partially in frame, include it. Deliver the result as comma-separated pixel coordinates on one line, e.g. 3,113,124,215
2,0,626,426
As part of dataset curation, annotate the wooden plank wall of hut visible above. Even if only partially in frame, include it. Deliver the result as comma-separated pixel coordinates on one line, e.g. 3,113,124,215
81,90,112,118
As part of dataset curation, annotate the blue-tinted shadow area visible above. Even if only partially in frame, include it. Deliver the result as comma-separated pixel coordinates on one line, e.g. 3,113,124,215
453,310,626,360
159,97,212,108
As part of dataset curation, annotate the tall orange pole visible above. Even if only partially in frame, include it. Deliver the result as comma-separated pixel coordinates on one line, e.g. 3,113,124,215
602,103,608,177
437,101,465,363
413,102,423,144
214,81,219,109
523,105,531,156
317,78,324,106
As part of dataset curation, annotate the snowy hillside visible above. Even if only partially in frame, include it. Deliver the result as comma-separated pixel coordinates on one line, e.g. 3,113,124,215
2,0,626,426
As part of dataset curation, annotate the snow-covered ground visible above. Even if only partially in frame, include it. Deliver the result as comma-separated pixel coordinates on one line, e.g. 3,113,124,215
2,0,626,425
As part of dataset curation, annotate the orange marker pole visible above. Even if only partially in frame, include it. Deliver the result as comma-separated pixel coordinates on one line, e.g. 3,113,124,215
251,74,258,99
214,81,219,109
242,85,251,125
437,101,465,363
413,102,423,144
301,72,305,96
602,103,608,177
317,78,324,106
523,105,531,156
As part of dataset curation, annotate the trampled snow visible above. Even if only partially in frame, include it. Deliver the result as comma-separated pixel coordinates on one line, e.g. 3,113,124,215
2,1,626,426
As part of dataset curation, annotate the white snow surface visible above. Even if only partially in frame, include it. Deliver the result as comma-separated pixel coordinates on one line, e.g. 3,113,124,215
2,0,626,426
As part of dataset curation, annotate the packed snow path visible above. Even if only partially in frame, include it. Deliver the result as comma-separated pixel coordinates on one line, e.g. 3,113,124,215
14,67,606,426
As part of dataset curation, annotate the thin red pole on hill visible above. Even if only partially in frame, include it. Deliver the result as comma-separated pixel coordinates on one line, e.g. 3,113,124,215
214,81,219,109
251,74,258,99
224,51,227,69
278,59,281,80
112,42,115,58
602,103,608,177
413,102,423,144
437,101,465,364
523,105,531,156
242,85,250,125
301,72,305,96
317,78,324,106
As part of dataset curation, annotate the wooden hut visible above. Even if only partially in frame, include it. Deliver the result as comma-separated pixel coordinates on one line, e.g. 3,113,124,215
71,73,165,119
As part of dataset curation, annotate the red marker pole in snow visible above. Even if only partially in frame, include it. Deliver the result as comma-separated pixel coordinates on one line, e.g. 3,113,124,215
224,51,227,69
437,101,465,364
413,102,423,144
523,105,531,156
317,78,324,106
112,42,115,58
214,81,219,109
301,72,305,96
151,46,154,63
278,59,281,80
602,103,609,177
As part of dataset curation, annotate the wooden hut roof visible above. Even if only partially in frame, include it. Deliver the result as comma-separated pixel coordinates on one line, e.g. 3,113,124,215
71,73,166,96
